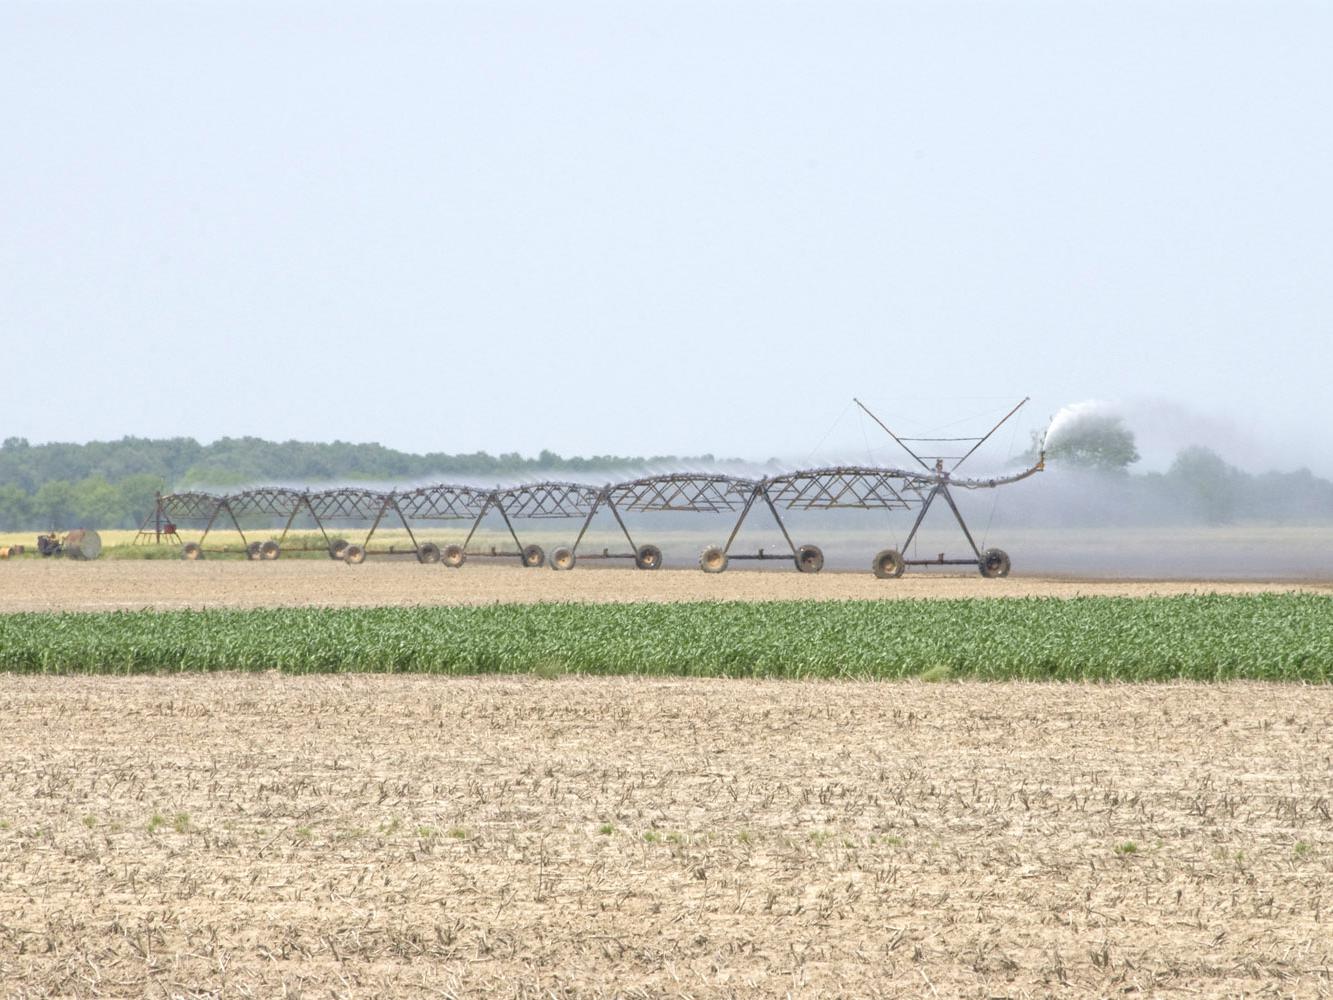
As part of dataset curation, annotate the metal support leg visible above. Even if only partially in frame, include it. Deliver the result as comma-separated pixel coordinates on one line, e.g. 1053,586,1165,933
301,495,333,549
722,489,760,554
462,501,490,550
276,506,301,547
937,484,984,560
496,504,525,555
570,496,602,556
361,496,391,549
198,503,224,548
759,487,799,557
607,497,638,551
899,485,939,554
390,497,421,552
569,492,637,560
222,502,249,550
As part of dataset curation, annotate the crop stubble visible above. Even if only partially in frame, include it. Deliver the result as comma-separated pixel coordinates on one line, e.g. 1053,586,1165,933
1,675,1329,997
0,559,1329,613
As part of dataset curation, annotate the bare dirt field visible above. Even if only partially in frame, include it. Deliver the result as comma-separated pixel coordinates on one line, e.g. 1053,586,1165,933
1,675,1329,997
1,559,1330,612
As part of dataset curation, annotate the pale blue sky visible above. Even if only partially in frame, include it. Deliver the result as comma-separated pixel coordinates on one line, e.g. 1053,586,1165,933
3,1,1330,473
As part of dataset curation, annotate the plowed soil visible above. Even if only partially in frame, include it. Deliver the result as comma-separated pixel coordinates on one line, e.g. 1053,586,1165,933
1,559,1329,612
1,675,1329,997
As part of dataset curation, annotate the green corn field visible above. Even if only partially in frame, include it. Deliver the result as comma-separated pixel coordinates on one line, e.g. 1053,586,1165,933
1,594,1330,680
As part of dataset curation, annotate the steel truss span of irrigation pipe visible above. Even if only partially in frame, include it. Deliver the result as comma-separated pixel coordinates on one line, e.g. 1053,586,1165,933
135,400,1043,577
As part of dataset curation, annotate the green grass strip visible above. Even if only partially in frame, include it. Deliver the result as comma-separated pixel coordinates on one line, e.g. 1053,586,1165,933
2,594,1331,680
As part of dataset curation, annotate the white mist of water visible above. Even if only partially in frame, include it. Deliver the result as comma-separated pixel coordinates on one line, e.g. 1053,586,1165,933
1042,399,1117,451
1041,397,1284,473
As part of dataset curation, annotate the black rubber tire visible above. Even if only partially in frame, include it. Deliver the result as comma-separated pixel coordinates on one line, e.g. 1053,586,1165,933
796,544,825,573
699,545,729,574
260,540,281,561
417,542,442,564
182,542,203,561
549,546,576,571
246,541,263,561
979,547,1011,579
634,544,663,570
442,544,466,568
521,544,545,568
328,538,349,560
343,544,367,565
872,548,905,579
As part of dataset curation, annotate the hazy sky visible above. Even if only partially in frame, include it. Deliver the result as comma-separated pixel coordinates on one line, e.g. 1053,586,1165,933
3,1,1330,473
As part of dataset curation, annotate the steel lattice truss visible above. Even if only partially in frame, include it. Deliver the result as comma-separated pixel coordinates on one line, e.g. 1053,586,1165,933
764,467,920,510
228,487,309,518
607,474,755,513
307,488,391,521
136,395,1043,574
397,484,491,520
158,492,223,522
149,463,1039,527
494,482,602,519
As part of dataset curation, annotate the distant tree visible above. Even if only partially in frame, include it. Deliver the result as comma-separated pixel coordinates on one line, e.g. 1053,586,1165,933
1167,446,1241,523
32,480,76,529
71,477,127,529
1043,416,1140,473
0,485,31,531
118,474,165,528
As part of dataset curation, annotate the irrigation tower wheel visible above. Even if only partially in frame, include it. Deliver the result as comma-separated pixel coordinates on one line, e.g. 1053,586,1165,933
442,544,466,568
343,544,367,565
181,542,203,561
328,538,349,560
246,541,263,560
634,544,663,570
796,544,825,573
872,548,905,579
260,541,281,561
699,545,729,574
521,544,545,568
549,546,576,571
979,548,1011,578
417,542,442,564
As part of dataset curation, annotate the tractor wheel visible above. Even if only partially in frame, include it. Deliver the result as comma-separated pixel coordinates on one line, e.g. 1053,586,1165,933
442,544,466,568
796,544,824,573
634,544,663,570
979,548,1011,578
328,538,349,560
343,544,367,565
872,548,905,579
182,542,203,561
521,544,545,568
549,546,576,571
260,541,280,561
246,541,262,561
699,545,729,574
417,542,441,564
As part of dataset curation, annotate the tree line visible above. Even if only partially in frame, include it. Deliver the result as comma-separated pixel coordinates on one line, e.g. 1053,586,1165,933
0,436,740,531
1,427,1329,531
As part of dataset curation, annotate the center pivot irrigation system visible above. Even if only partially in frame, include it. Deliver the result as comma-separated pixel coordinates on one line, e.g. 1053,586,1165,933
136,399,1044,577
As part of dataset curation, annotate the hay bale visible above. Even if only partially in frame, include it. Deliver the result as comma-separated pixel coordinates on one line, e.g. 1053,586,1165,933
62,529,103,560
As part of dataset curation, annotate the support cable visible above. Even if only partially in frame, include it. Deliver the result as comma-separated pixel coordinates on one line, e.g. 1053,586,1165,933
980,417,1022,549
801,400,852,469
860,408,900,552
